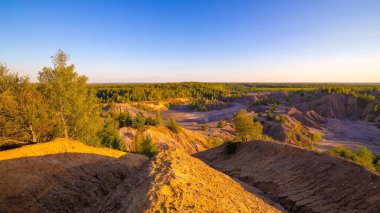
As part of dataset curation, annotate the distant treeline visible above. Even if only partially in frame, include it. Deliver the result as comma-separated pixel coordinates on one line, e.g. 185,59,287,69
91,83,380,103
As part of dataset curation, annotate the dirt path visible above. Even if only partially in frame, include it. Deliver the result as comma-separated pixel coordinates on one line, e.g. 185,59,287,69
317,118,380,155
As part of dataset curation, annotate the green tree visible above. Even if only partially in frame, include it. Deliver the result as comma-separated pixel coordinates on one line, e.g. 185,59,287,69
134,113,146,129
167,117,181,133
38,50,102,146
353,146,375,170
0,64,54,143
145,116,156,126
118,110,133,127
137,135,158,157
99,115,125,151
217,120,225,128
155,111,163,126
234,109,263,142
201,124,209,131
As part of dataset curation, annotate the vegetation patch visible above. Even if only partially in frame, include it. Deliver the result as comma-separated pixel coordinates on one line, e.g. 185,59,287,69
326,145,380,173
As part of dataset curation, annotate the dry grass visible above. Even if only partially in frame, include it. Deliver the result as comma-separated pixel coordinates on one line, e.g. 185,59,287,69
0,138,125,161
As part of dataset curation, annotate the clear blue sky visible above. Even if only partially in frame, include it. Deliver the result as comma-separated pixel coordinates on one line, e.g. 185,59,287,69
1,0,379,82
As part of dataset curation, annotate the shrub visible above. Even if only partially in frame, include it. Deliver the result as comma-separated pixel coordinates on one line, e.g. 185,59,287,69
155,111,163,126
137,135,158,157
145,116,156,126
272,102,278,111
274,115,280,122
99,116,125,151
326,145,379,172
312,132,322,143
118,111,133,127
201,124,209,131
234,109,263,142
167,117,181,133
353,146,376,170
225,141,238,154
267,112,274,120
208,137,224,147
134,113,146,129
374,104,379,113
217,121,225,128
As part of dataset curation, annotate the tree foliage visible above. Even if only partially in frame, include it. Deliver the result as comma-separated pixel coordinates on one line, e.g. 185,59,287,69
38,50,102,146
99,115,125,151
167,117,181,133
234,109,263,142
0,64,54,143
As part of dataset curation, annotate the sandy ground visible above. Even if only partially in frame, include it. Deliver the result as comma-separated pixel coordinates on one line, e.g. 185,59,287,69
161,103,246,123
161,103,245,138
318,118,380,155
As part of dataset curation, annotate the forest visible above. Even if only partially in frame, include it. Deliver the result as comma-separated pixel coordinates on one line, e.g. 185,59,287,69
93,82,380,103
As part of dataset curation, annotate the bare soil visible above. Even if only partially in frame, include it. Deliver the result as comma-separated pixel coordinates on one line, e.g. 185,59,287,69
195,141,380,212
318,118,380,155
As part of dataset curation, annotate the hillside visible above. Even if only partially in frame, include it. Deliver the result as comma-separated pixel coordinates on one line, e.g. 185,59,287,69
119,126,211,154
0,139,148,212
0,139,282,212
195,141,380,212
92,149,282,212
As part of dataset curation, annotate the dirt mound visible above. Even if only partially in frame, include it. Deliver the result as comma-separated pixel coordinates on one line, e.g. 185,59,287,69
236,92,288,105
299,94,363,120
0,139,148,212
119,126,211,154
93,149,281,212
195,141,380,212
264,112,320,148
287,107,326,129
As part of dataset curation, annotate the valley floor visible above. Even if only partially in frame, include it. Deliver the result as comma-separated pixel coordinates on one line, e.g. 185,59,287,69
318,118,380,155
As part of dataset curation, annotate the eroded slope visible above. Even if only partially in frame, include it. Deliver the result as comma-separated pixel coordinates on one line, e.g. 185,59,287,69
195,141,380,212
93,149,281,213
0,139,148,212
119,126,211,154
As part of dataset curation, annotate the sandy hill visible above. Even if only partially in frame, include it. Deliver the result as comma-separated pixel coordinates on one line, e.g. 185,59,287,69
0,139,148,212
119,126,211,154
92,149,282,212
195,141,380,212
0,139,282,212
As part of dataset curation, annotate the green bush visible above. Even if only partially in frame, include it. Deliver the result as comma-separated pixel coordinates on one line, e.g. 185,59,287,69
145,116,156,126
167,117,181,133
272,102,278,111
267,112,274,120
99,116,125,151
155,111,163,126
326,145,379,172
201,124,209,131
274,115,280,122
137,135,158,157
134,113,146,129
208,137,224,147
353,146,375,170
234,109,263,142
217,121,225,128
326,145,354,159
118,111,133,127
312,132,322,143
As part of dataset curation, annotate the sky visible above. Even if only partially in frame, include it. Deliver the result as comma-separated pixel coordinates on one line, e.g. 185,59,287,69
0,0,379,83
